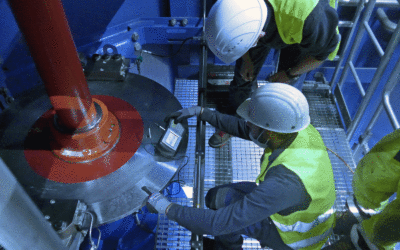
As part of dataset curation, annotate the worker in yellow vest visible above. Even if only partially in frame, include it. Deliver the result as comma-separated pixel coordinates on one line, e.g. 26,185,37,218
331,129,400,250
146,83,336,249
204,0,341,148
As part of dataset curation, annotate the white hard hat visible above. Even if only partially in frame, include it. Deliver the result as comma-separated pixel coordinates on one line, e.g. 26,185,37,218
237,83,310,133
205,0,268,64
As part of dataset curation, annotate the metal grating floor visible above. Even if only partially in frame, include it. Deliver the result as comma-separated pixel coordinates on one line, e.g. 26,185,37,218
156,80,356,250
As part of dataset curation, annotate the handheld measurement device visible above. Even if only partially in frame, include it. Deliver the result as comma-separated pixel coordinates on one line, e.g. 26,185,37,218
156,119,186,158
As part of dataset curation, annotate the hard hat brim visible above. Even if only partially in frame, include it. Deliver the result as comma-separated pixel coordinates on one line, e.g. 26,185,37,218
236,98,255,123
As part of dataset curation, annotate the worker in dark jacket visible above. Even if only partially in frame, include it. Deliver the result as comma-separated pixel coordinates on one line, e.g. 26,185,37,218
204,0,340,148
146,83,336,250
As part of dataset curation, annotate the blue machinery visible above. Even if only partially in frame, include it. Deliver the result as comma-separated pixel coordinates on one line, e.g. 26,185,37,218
0,0,399,249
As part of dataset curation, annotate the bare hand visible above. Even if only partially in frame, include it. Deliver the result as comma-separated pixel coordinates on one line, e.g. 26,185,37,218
240,54,255,82
267,71,291,83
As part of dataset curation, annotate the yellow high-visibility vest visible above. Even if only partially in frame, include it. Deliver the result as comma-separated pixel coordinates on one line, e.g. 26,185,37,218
268,0,340,60
257,125,336,249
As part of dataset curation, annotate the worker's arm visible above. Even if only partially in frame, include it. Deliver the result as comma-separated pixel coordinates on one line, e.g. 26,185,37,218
268,0,339,82
362,196,400,247
165,165,311,236
268,55,323,83
165,107,250,140
200,108,250,140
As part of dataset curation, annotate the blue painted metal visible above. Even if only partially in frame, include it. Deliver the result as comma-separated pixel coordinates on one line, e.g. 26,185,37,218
79,206,158,250
170,0,202,17
0,1,19,61
78,181,185,250
328,6,400,148
1,0,400,247
164,181,187,198
169,0,214,18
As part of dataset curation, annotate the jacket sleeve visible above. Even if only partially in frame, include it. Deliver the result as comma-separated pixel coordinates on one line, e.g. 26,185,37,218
300,0,339,61
200,108,251,140
166,165,311,236
352,129,400,209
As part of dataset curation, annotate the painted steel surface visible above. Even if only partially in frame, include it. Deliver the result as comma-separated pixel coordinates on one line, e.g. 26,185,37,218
0,73,188,226
24,96,141,183
7,0,95,130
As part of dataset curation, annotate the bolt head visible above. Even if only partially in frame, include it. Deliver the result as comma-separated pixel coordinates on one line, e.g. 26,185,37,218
92,54,101,61
134,42,142,51
169,19,177,26
131,32,140,42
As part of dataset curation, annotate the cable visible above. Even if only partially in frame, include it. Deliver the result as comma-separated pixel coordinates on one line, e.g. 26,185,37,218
142,37,195,58
326,146,355,174
132,210,156,235
166,156,190,196
143,143,190,196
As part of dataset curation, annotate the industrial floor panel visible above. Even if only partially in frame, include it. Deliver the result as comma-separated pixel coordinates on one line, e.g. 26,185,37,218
155,80,356,250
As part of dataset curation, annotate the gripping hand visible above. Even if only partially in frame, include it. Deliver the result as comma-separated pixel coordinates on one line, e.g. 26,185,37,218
164,106,202,123
146,193,173,214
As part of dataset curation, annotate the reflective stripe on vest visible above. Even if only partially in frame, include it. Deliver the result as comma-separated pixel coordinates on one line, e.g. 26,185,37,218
272,207,334,233
288,227,333,249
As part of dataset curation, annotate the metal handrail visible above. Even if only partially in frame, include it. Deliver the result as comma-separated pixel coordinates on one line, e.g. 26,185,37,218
331,0,400,141
330,0,365,90
346,18,400,141
353,56,400,160
349,61,366,97
334,0,376,92
363,21,385,57
191,0,207,249
339,0,399,7
377,8,397,33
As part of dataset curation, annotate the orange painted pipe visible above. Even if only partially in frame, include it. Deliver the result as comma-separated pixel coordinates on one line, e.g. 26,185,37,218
8,0,96,131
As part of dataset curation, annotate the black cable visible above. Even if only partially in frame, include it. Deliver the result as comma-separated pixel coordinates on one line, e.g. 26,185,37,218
143,37,194,58
143,144,189,196
166,156,190,196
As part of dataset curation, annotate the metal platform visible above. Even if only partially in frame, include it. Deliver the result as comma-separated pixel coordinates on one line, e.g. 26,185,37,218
156,80,357,250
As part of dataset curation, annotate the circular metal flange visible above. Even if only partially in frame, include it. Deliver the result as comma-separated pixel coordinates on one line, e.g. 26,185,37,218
0,73,188,226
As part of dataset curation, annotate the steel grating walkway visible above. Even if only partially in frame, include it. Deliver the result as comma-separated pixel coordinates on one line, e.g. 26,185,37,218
156,80,357,250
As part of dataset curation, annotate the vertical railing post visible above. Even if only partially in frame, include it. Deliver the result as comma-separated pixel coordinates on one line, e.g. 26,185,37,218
191,1,207,249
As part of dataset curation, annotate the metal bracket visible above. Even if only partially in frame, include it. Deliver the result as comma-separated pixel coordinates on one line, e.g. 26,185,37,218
39,199,88,249
301,72,332,97
84,53,130,82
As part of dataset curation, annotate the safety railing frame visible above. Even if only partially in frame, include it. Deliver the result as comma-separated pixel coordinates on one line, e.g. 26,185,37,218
329,0,400,145
191,0,207,249
353,56,400,161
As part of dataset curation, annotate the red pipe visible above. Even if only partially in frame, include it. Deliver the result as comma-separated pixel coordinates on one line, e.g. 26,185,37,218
8,0,96,131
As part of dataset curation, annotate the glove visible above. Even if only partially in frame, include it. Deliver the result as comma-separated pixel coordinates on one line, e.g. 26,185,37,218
146,193,173,214
164,106,202,123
